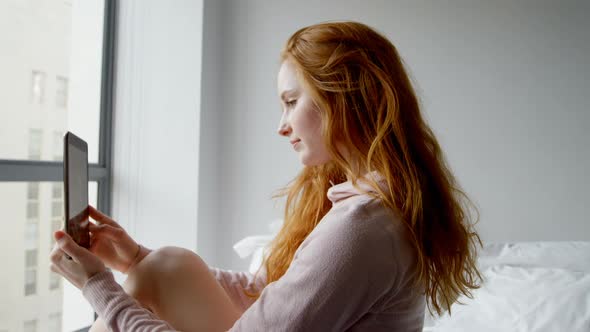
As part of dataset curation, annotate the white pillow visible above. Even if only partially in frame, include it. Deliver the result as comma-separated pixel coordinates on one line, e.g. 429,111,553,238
477,241,590,272
233,219,282,274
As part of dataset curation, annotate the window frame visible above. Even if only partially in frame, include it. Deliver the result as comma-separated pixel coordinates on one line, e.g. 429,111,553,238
0,0,117,330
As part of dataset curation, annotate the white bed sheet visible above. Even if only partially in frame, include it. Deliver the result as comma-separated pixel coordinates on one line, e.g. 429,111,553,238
424,241,590,332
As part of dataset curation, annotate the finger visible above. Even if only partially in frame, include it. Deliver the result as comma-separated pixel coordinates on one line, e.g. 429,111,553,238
89,239,99,252
50,244,73,265
54,231,88,262
88,221,108,233
88,205,116,225
88,222,101,232
88,205,119,227
50,244,65,265
87,224,127,242
88,230,108,250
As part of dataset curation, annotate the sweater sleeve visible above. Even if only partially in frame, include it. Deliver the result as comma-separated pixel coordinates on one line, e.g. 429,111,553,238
228,210,399,331
82,270,179,332
209,267,267,313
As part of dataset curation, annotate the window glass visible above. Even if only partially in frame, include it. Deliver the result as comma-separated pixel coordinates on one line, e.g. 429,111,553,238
0,0,104,163
0,181,98,330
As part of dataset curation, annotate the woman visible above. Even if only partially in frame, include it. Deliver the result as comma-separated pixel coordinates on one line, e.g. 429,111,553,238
50,21,483,331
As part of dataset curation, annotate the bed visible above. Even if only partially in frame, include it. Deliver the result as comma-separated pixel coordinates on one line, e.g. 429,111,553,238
234,233,590,331
423,241,590,332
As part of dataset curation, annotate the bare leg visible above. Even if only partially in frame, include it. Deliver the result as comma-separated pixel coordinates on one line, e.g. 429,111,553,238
89,246,241,332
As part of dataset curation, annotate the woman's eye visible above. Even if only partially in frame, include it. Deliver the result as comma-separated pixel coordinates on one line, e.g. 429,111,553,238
286,100,297,108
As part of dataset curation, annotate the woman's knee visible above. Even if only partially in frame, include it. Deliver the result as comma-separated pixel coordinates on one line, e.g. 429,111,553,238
123,246,240,330
123,246,209,308
150,246,209,274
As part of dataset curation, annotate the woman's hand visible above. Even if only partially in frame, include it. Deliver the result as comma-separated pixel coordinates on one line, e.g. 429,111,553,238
49,231,106,290
87,205,144,274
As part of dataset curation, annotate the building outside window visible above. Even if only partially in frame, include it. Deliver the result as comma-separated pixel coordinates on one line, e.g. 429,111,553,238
0,1,114,330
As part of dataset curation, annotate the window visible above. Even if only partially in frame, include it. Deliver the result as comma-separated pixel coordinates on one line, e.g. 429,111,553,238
24,222,39,249
26,201,39,220
53,131,64,161
27,182,39,199
2,10,104,164
23,319,38,332
51,201,62,218
49,271,61,290
25,249,39,297
49,194,64,291
28,129,43,160
31,71,46,104
25,180,41,249
48,312,62,332
24,268,37,296
52,182,62,199
25,249,38,267
50,183,63,246
55,76,69,108
0,0,115,330
50,218,62,246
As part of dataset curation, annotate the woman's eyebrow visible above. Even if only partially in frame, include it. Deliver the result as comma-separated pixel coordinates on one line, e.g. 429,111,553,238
280,89,296,101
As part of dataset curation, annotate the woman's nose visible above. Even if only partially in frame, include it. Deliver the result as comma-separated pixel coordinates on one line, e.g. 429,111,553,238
277,120,291,136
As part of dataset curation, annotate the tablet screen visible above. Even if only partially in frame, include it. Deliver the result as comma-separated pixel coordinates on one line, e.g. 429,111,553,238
65,133,90,248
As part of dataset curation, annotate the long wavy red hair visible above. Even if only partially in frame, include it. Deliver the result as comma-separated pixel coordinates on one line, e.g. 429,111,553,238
245,21,483,317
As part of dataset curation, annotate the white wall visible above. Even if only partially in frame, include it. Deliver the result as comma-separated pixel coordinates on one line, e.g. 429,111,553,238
112,0,203,256
198,0,590,270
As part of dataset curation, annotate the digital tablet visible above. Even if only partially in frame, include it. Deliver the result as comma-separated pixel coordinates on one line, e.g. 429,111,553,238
63,131,90,249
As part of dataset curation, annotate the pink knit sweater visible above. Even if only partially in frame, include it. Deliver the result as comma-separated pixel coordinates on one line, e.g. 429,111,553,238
82,172,426,331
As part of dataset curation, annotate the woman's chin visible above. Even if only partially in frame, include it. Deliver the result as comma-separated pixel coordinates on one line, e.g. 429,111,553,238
299,154,332,167
299,155,315,167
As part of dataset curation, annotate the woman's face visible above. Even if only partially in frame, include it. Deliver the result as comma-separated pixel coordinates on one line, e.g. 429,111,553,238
277,60,332,166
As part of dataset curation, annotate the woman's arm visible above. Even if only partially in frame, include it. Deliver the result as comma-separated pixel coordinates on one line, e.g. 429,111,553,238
209,266,267,313
82,270,178,331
